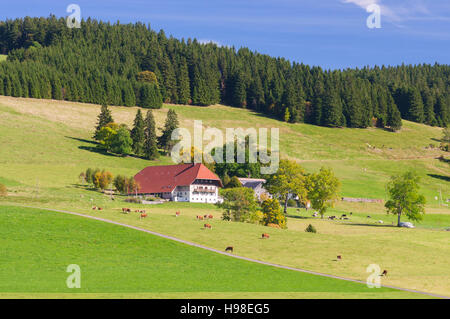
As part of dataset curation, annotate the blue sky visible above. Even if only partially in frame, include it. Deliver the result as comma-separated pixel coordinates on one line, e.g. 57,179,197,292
2,0,449,69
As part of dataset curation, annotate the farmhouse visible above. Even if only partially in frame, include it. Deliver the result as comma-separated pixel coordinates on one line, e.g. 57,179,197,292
133,163,223,203
237,177,272,201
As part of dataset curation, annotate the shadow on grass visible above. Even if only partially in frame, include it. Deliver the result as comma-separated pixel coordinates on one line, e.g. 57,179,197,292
69,184,102,193
427,174,450,182
78,146,120,157
286,214,310,220
431,138,442,143
437,156,450,164
341,222,396,228
65,136,99,145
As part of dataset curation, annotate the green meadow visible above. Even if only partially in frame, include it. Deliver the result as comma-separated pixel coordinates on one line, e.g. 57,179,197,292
0,96,448,298
0,206,429,299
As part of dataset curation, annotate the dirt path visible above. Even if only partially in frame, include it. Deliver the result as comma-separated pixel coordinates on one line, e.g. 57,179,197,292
19,205,450,299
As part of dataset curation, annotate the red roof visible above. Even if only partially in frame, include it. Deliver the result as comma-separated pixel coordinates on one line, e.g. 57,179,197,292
133,163,223,194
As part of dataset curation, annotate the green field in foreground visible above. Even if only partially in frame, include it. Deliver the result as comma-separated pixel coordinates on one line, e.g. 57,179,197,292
0,206,428,299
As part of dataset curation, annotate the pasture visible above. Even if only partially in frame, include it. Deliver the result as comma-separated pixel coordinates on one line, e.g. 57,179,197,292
0,206,426,299
0,96,449,298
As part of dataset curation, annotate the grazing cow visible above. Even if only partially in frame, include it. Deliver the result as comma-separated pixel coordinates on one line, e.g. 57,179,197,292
328,216,336,220
367,215,371,218
341,214,347,218
98,207,103,211
135,209,140,213
92,206,97,210
225,246,234,253
381,270,388,276
337,255,342,260
208,214,213,219
198,216,204,220
140,213,147,219
175,211,180,217
204,223,212,229
262,233,270,239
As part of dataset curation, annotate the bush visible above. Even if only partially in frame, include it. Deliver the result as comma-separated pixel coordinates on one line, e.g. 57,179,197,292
125,197,141,203
261,198,287,229
305,224,317,233
287,198,297,207
0,183,7,196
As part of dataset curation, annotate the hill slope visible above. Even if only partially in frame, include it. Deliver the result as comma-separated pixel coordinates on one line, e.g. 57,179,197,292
0,96,449,297
0,95,447,208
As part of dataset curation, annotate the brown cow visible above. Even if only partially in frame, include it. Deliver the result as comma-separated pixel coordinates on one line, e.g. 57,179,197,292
225,246,233,253
262,233,270,239
208,214,213,219
98,207,103,211
204,223,212,229
337,255,342,260
175,211,180,217
140,213,147,219
92,206,97,210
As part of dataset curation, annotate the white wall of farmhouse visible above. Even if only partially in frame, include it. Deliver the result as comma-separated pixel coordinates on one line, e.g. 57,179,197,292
189,183,219,203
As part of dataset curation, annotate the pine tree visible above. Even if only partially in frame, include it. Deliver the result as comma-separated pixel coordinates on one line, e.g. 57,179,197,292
131,109,145,156
423,91,436,126
177,58,191,104
94,104,114,140
138,83,162,109
143,110,159,160
322,82,343,127
407,88,425,123
158,109,179,152
232,72,247,108
386,95,402,131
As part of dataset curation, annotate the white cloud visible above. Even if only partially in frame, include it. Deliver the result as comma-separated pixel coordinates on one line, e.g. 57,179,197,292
197,39,221,46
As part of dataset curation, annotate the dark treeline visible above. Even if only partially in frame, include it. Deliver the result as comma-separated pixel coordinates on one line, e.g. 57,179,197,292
0,16,448,129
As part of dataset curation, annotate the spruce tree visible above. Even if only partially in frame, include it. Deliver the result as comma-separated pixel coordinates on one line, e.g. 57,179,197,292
177,58,191,104
322,82,343,127
94,104,114,140
407,88,425,123
131,109,145,156
387,95,402,131
138,83,162,109
143,110,159,160
158,109,179,152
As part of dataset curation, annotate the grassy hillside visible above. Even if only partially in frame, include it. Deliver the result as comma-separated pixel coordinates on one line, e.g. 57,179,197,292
0,95,448,208
0,96,449,298
0,206,423,299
